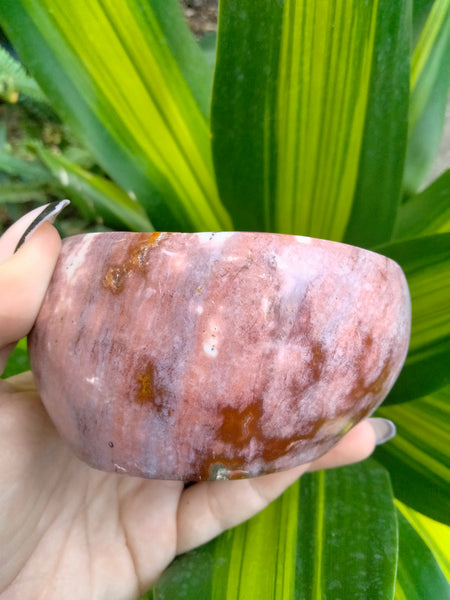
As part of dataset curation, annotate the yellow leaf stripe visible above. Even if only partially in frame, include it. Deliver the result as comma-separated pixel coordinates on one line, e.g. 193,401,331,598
378,393,450,488
210,482,300,599
275,0,379,240
396,500,450,579
408,257,450,353
312,471,325,600
23,0,231,230
411,0,450,91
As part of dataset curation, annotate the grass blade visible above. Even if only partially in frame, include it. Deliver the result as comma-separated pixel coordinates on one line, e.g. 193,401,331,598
37,147,154,232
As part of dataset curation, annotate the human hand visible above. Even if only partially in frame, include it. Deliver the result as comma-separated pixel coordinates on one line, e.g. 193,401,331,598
0,206,392,600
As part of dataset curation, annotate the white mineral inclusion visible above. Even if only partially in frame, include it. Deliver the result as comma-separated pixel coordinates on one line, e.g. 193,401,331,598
261,297,270,316
295,235,312,244
196,231,236,244
196,232,214,243
203,342,218,357
202,321,219,357
63,234,100,283
173,256,188,272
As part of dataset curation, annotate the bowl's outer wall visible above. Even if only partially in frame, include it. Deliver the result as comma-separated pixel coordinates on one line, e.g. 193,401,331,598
28,232,411,480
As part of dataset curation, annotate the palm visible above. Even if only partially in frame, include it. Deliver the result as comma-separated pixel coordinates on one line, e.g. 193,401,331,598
0,373,320,600
0,373,174,598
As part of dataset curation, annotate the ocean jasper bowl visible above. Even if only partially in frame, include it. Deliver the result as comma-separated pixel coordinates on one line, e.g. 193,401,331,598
28,232,411,481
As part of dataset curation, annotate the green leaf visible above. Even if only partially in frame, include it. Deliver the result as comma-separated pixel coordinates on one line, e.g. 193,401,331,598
0,181,50,205
275,0,386,240
294,462,398,599
1,338,30,378
394,169,450,239
212,0,409,241
343,0,410,248
154,460,397,599
375,386,450,524
154,482,300,599
211,0,283,232
0,0,231,231
0,152,53,183
396,499,450,579
212,480,299,599
413,0,435,43
37,147,154,232
198,32,217,71
394,508,450,600
403,0,450,195
379,233,450,403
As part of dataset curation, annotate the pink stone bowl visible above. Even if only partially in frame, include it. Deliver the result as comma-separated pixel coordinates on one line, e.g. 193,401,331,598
28,232,411,480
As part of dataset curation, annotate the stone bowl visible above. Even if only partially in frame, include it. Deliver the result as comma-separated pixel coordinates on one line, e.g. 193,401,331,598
28,231,411,480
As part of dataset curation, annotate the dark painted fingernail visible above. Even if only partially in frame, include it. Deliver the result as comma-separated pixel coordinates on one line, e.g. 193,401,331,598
370,418,397,445
14,199,70,253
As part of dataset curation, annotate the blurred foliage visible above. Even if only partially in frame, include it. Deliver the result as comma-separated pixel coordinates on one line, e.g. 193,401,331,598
0,1,449,598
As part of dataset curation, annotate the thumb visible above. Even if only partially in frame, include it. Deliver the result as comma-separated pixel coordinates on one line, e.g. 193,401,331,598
0,202,68,370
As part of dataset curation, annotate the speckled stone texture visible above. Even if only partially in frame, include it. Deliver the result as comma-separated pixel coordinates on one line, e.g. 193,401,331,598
28,232,411,480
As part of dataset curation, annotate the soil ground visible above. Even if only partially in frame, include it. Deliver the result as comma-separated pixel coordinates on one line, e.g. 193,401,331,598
180,0,218,36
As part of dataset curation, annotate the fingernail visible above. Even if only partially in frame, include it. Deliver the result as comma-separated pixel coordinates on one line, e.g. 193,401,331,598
369,418,397,445
14,199,70,253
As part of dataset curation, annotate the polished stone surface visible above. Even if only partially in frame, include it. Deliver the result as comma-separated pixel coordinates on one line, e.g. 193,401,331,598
28,232,411,480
